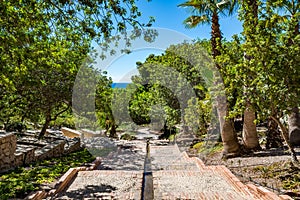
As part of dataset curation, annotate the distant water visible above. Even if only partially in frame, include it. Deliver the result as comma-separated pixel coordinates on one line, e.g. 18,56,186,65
111,83,130,88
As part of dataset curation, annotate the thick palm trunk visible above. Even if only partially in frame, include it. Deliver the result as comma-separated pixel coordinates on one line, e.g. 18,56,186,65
288,107,300,147
218,97,240,156
242,103,260,149
215,77,240,156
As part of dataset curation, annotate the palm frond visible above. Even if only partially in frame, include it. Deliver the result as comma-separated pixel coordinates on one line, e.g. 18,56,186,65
178,0,206,11
217,0,239,17
183,15,210,29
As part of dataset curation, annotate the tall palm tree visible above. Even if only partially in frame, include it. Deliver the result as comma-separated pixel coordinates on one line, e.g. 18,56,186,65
178,0,240,157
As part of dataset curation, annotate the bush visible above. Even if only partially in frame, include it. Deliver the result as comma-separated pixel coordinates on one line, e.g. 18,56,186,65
120,132,137,140
5,122,26,132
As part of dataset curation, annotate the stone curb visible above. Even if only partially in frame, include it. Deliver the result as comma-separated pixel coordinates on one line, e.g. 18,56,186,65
246,184,293,200
24,157,101,200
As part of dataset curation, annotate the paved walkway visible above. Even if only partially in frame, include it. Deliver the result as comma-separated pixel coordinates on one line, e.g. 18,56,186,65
56,170,142,199
54,140,291,200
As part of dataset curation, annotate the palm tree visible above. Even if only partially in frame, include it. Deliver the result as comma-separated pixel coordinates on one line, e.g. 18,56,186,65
178,0,240,157
179,0,233,61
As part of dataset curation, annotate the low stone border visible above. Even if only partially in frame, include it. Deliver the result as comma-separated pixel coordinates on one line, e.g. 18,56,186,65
24,157,101,200
246,184,293,200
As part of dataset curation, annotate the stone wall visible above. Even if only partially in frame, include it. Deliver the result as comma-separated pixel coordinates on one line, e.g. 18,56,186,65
64,139,81,154
35,140,66,160
0,131,81,173
0,132,17,172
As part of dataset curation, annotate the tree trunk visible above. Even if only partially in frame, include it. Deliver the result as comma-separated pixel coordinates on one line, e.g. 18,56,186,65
211,11,221,61
222,117,240,156
109,123,118,138
39,115,51,139
271,116,298,162
216,87,240,157
242,103,260,150
210,9,239,157
288,107,300,147
266,117,283,149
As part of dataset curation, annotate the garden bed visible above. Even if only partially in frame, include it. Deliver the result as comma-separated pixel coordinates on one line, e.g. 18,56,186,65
0,148,95,200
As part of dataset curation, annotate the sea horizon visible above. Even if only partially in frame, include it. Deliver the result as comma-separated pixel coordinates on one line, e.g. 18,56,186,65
111,82,130,88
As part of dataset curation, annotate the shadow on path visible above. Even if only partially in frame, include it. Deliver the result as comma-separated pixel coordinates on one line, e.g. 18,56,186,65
58,184,117,199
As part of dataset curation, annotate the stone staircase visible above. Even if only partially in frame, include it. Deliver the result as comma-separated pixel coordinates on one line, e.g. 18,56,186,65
29,141,293,200
150,144,292,200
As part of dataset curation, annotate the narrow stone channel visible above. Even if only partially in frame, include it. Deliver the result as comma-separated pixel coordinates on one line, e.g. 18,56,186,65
141,139,154,200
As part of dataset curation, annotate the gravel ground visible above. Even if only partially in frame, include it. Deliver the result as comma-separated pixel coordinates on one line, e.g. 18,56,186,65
203,147,299,166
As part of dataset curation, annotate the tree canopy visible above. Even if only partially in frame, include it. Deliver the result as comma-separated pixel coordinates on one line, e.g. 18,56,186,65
0,0,154,137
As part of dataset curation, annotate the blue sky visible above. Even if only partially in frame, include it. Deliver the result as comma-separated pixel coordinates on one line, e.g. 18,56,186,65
101,0,243,82
136,0,242,39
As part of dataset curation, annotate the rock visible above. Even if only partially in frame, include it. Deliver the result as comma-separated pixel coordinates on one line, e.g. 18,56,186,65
81,129,105,138
61,127,82,138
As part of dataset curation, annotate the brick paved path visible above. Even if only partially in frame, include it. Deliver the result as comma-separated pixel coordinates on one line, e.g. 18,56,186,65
54,141,291,200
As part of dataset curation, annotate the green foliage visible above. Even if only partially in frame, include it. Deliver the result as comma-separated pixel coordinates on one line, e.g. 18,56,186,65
184,96,212,136
214,0,300,124
120,132,137,140
129,85,154,125
178,0,238,28
130,41,210,133
0,0,153,137
49,112,76,129
192,141,223,155
0,149,94,200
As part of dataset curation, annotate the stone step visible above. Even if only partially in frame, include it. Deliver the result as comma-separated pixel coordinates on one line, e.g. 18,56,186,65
157,191,254,200
153,170,256,200
55,170,143,199
151,144,196,171
150,144,291,200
